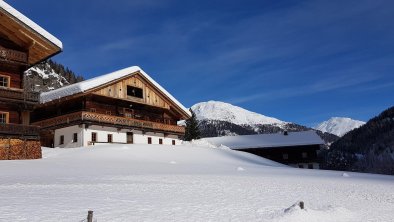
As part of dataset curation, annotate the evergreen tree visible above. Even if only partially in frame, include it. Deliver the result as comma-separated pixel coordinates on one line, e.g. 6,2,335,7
184,109,201,141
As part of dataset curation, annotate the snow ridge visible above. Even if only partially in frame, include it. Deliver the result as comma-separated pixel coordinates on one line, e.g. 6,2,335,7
314,117,365,137
192,101,287,126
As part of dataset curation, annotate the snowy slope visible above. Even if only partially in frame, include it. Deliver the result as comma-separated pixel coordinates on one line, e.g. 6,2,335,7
0,144,393,222
315,117,365,137
192,101,287,126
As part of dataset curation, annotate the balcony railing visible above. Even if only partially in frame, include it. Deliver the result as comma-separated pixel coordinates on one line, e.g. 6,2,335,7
33,111,185,134
0,123,40,136
0,87,40,103
0,46,28,64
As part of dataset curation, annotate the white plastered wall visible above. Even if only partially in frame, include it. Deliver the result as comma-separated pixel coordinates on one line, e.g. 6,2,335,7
55,124,181,147
54,125,84,148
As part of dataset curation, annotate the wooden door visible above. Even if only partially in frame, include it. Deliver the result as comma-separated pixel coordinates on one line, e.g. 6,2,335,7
127,132,133,144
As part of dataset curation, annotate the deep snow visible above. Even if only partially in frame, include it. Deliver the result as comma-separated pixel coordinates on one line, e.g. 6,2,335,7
0,144,393,222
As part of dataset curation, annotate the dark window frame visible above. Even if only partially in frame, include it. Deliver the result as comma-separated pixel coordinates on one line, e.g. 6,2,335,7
0,112,9,124
0,75,10,87
91,132,97,142
127,85,143,99
60,135,64,145
108,134,113,143
73,133,78,143
148,137,152,144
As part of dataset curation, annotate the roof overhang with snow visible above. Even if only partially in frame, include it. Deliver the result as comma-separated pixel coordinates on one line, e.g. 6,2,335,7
0,1,62,66
204,131,324,150
40,66,192,119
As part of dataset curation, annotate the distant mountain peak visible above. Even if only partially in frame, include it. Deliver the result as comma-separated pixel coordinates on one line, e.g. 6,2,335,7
314,117,365,137
191,101,287,126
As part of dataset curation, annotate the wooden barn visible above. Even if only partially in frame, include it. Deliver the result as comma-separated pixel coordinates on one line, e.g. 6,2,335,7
204,131,324,169
0,1,62,159
31,66,191,148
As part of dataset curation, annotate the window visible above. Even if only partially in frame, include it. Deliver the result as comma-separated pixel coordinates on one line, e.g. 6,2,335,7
0,112,9,124
106,111,112,115
91,132,97,142
298,164,304,168
302,152,308,158
282,153,289,160
159,138,163,145
90,108,96,113
147,137,152,144
0,75,10,87
108,134,113,143
127,86,143,98
73,133,78,143
60,135,64,145
308,164,314,169
172,140,176,145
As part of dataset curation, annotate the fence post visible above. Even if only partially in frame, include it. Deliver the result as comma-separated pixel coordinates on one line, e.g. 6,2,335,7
299,201,304,209
87,210,93,222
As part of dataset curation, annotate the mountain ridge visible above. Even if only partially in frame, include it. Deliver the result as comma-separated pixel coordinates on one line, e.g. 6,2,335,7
191,101,339,145
315,117,365,137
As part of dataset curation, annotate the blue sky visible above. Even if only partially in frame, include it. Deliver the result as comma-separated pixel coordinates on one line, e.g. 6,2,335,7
8,0,394,126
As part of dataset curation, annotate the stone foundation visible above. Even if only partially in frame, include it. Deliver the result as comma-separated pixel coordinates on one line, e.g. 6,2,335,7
0,138,42,160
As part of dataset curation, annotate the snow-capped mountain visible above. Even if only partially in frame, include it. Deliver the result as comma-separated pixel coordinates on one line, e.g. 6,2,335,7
314,117,365,137
190,101,339,145
192,101,287,127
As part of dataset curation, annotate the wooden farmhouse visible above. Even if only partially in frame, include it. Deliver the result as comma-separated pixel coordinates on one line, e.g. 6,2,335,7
31,66,191,148
204,131,324,169
0,1,62,159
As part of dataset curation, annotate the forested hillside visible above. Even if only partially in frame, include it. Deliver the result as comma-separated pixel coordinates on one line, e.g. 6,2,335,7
322,106,394,175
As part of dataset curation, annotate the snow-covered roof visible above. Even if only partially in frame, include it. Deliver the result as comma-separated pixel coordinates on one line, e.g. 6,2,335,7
203,131,324,149
0,1,62,49
40,66,191,117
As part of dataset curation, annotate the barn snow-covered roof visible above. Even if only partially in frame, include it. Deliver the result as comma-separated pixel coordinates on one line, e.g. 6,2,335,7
204,131,324,149
40,66,191,117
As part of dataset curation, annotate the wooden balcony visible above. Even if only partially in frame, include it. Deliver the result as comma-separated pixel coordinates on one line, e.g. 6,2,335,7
0,123,40,137
32,111,186,134
0,87,40,103
0,46,28,65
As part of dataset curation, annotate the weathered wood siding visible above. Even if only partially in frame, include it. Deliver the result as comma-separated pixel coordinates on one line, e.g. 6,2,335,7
92,73,171,110
0,66,22,89
0,104,20,124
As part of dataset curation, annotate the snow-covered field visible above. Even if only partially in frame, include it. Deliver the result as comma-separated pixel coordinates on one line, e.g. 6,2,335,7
0,144,393,222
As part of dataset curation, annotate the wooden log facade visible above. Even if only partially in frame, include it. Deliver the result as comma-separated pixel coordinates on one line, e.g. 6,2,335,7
32,70,190,148
0,1,62,159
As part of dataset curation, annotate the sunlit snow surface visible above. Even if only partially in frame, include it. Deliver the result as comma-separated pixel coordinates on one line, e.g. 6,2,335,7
0,144,393,222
